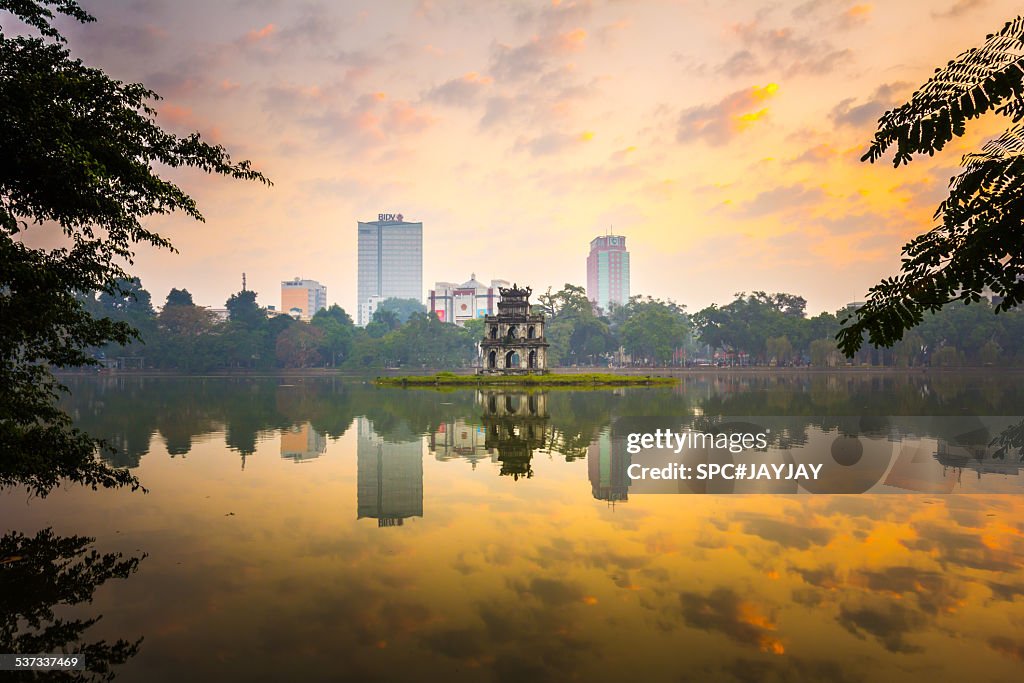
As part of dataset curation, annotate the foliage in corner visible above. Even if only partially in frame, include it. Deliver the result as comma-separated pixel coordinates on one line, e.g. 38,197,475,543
0,528,146,681
0,0,269,494
838,17,1024,355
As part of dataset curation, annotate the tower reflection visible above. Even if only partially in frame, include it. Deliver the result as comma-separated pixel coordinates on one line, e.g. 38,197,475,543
479,391,549,480
587,429,632,503
356,417,424,527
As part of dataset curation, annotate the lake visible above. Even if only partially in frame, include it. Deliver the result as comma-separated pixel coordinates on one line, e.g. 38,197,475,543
2,373,1023,682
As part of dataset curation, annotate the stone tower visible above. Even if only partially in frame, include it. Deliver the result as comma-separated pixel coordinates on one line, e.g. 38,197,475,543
479,284,549,374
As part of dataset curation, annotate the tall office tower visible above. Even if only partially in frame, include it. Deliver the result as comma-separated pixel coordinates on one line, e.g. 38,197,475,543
357,213,423,326
280,277,327,321
586,234,630,314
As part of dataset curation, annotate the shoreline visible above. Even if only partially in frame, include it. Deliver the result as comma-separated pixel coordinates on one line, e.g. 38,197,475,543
53,366,1024,379
373,373,677,387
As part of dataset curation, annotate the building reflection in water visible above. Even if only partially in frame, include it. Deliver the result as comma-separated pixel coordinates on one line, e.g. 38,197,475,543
430,419,494,467
480,391,549,480
280,423,327,463
356,417,423,527
587,429,631,504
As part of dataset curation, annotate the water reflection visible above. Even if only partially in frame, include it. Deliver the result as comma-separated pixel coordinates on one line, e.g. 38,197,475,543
429,418,492,466
0,529,143,681
587,430,631,503
480,390,550,481
280,423,327,464
57,376,1024,496
356,417,424,527
3,374,1023,681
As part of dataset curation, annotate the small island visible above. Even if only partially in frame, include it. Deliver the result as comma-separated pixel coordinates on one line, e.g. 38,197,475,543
375,284,675,387
374,372,676,387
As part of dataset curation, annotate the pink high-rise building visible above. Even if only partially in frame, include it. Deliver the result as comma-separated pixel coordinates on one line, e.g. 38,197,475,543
586,235,630,314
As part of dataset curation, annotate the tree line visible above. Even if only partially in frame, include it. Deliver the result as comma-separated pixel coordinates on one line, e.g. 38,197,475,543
77,280,1024,371
78,281,479,370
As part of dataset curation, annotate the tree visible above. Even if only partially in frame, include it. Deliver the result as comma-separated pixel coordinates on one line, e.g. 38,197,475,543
164,288,194,307
79,276,156,358
838,17,1024,356
368,307,401,337
312,305,354,366
374,297,426,324
765,335,793,366
540,284,611,366
621,299,689,366
810,339,843,367
260,314,296,369
276,324,324,368
225,289,265,328
693,293,785,363
96,276,154,319
0,1,268,494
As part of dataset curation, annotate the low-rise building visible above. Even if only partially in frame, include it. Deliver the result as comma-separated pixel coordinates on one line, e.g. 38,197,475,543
281,277,327,321
428,274,510,326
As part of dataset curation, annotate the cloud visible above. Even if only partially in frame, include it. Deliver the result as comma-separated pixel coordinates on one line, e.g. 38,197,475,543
264,89,435,156
715,21,851,76
477,72,593,129
514,577,585,606
987,580,1024,602
792,564,842,589
678,587,785,654
989,636,1024,662
830,81,911,129
513,0,594,33
836,600,926,653
423,72,492,106
732,184,826,218
735,512,833,549
245,23,276,43
717,50,761,77
900,521,1023,573
728,657,863,683
788,143,840,165
596,18,631,47
420,628,488,660
676,84,778,145
933,0,989,19
837,4,873,30
490,28,588,81
850,566,964,615
519,131,593,157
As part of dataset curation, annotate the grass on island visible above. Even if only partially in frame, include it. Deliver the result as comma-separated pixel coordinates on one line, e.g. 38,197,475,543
374,372,677,387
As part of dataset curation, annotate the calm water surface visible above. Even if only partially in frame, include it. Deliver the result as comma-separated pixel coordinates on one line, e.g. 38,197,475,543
3,373,1024,682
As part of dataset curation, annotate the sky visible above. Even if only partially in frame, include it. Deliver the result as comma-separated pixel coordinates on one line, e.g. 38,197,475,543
16,0,1024,314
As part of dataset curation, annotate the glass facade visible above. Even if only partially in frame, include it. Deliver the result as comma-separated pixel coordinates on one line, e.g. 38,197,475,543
357,219,423,326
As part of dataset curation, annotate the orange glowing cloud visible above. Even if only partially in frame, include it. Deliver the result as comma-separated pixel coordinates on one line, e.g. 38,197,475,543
558,28,588,51
245,23,276,43
677,84,779,145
